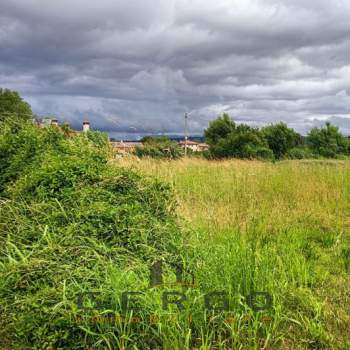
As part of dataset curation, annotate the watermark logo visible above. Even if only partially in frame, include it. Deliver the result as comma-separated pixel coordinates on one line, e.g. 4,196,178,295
76,260,273,320
149,260,195,288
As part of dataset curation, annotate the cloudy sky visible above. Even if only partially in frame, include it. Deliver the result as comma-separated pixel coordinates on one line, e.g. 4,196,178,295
1,0,350,138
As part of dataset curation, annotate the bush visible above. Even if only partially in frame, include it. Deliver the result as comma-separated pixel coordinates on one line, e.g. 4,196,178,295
0,88,32,122
204,115,350,161
0,119,66,193
204,113,236,144
307,122,349,158
254,146,275,160
0,119,182,348
287,146,317,159
207,122,272,160
262,122,300,159
135,143,183,159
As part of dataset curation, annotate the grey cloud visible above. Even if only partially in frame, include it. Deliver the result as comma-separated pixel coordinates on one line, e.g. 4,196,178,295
309,116,350,135
1,0,350,138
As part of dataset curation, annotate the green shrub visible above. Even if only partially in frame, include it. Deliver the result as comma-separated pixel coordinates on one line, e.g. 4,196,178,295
262,122,300,159
135,143,183,159
287,146,316,159
307,122,349,158
0,119,182,348
207,125,273,160
0,88,32,122
254,146,275,160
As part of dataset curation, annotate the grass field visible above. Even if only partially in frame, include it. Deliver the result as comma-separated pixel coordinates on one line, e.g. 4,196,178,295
116,157,350,349
2,142,350,349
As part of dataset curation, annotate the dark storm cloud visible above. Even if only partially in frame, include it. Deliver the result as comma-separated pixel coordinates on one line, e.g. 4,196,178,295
1,0,350,137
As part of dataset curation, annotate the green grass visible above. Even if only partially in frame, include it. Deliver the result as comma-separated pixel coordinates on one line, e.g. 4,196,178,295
0,123,182,349
115,157,350,349
1,122,350,349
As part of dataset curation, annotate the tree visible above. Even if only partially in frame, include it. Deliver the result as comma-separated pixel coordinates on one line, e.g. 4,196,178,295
262,122,300,159
307,122,348,157
204,113,236,145
0,88,32,122
222,125,273,159
206,118,273,159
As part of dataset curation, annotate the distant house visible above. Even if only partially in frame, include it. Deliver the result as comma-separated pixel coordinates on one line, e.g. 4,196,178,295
111,141,143,154
34,117,78,137
178,140,209,152
34,118,89,136
33,118,210,155
35,117,54,128
197,143,210,152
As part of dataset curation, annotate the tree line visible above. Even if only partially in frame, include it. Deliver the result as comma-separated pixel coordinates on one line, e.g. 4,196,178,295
204,113,350,160
1,87,350,160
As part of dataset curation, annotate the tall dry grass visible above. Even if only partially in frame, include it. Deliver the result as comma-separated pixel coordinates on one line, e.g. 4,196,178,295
115,157,350,349
116,158,350,233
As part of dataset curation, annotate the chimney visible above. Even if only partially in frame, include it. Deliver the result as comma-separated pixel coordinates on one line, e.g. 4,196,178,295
83,120,90,132
51,119,58,127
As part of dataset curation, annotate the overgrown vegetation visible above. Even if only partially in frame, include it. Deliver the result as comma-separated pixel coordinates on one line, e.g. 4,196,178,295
307,121,350,158
0,88,32,122
119,157,350,349
0,118,183,349
1,89,350,349
204,113,350,160
135,135,183,159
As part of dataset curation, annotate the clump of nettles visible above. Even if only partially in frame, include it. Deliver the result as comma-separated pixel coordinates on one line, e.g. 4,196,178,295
0,119,182,349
